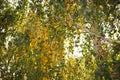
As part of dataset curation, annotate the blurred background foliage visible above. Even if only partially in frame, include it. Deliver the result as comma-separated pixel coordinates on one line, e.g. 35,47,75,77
0,0,120,80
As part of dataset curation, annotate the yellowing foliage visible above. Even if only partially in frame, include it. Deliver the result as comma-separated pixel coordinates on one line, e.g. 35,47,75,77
15,12,66,79
1,0,119,80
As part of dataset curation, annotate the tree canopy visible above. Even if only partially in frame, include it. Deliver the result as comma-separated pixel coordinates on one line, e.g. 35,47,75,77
0,0,120,80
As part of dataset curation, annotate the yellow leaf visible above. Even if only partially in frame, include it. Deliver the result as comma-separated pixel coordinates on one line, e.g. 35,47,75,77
69,19,73,27
42,77,48,80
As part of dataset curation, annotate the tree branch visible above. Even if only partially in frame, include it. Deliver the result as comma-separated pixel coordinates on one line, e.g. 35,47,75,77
74,24,120,44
